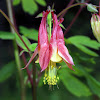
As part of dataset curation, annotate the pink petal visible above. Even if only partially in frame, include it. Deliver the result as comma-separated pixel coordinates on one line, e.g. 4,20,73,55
58,42,74,65
38,11,48,48
51,13,64,42
57,25,64,42
21,46,38,69
64,60,75,70
39,44,51,71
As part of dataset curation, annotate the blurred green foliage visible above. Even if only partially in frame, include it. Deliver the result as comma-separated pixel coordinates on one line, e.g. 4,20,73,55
0,0,100,100
13,0,46,15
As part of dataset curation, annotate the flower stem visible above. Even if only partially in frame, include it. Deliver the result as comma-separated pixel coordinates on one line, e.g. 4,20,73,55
64,0,90,35
64,6,83,35
13,41,26,100
6,0,26,100
57,3,86,18
21,51,33,86
59,0,75,19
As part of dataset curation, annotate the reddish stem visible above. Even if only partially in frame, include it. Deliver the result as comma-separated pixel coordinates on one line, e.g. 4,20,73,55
64,7,83,35
21,52,33,87
59,0,75,19
0,9,30,52
64,0,90,35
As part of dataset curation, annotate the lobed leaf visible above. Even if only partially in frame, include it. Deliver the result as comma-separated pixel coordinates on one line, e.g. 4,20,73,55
22,0,38,15
0,31,15,40
75,65,100,97
59,68,92,97
0,61,16,83
78,66,100,98
74,43,99,57
66,35,100,56
86,75,100,97
15,33,31,51
35,0,46,6
13,0,21,6
29,43,37,51
19,26,38,41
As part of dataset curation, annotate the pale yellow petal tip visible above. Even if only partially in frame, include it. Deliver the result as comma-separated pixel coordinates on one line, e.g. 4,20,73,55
51,52,62,62
35,57,39,63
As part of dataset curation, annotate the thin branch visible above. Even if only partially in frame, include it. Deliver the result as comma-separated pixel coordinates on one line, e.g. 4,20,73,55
57,3,86,17
0,9,30,52
64,0,90,35
6,0,26,100
59,0,75,19
21,52,33,87
64,7,83,35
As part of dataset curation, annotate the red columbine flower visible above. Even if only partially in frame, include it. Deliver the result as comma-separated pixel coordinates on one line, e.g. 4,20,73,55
23,10,74,85
91,14,100,42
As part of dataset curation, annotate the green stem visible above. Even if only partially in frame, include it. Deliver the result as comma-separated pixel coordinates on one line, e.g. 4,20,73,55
6,0,26,100
13,41,26,100
57,3,86,17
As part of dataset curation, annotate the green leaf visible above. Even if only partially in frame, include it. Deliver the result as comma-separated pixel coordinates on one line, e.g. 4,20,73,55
22,0,38,15
74,43,98,57
19,43,37,56
19,50,27,56
13,0,21,6
35,0,46,6
86,75,100,97
15,33,31,51
0,31,15,40
74,65,100,97
66,35,100,56
87,4,98,13
0,61,16,83
59,62,84,77
59,68,92,97
19,26,38,41
67,36,100,49
29,43,37,52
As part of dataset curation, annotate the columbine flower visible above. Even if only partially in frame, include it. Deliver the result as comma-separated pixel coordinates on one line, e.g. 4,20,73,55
23,10,74,86
91,14,100,42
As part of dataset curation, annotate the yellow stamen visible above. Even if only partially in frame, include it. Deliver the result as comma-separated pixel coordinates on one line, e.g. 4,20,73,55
43,61,59,85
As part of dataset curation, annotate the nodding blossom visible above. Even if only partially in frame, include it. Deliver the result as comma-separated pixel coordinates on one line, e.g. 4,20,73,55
23,10,74,86
91,14,100,42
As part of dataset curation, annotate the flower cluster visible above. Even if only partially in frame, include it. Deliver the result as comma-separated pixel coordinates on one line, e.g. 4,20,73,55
24,10,74,86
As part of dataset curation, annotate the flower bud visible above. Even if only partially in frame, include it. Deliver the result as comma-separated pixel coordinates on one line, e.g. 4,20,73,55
91,14,100,42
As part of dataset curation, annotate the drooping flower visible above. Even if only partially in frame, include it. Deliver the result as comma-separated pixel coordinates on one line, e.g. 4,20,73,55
91,14,100,42
23,10,74,86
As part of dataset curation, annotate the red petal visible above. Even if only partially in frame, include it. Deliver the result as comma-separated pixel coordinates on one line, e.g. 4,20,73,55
64,60,75,70
39,44,51,71
38,11,48,48
21,46,38,70
58,42,74,65
57,25,64,42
